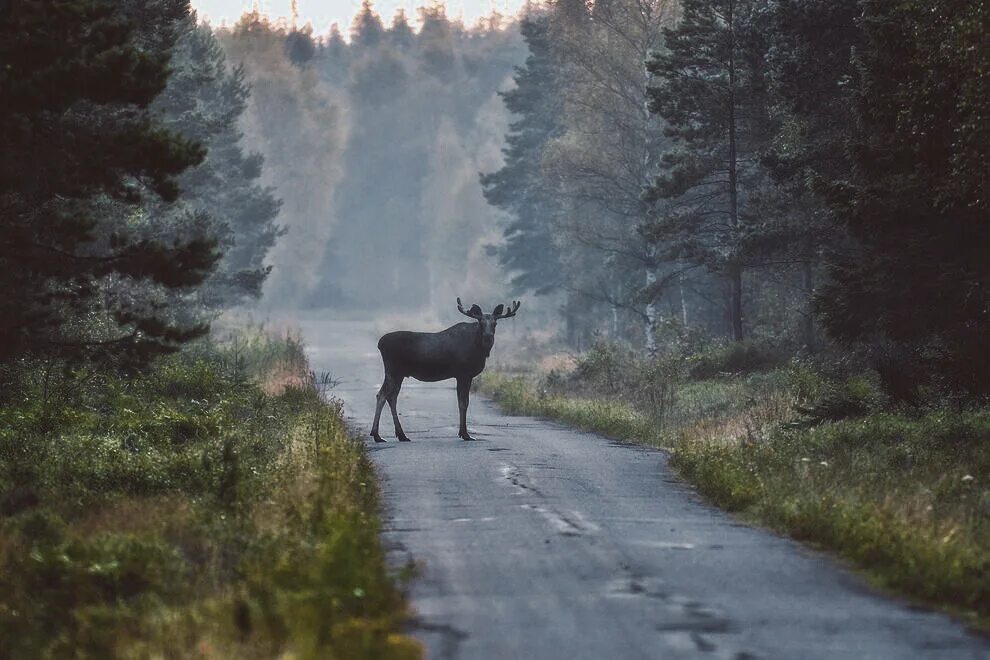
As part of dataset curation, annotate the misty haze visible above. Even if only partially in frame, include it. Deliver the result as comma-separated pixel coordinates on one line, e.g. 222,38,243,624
220,6,526,318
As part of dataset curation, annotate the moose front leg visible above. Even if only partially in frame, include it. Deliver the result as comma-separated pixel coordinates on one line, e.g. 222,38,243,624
370,376,391,442
386,376,409,441
456,377,475,441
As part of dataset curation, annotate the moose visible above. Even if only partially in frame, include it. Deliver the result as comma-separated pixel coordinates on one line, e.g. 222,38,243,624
371,298,521,442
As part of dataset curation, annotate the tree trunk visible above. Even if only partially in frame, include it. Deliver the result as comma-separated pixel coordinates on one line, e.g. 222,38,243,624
726,0,743,342
800,260,816,351
645,264,658,353
564,294,578,349
729,266,743,342
612,282,620,338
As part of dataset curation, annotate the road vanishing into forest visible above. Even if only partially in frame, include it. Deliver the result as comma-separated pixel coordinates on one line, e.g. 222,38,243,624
300,317,989,659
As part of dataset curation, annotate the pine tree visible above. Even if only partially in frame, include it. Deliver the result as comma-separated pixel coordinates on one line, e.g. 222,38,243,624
0,0,217,365
154,17,282,308
417,5,457,81
284,28,316,67
351,0,385,48
480,15,565,295
644,0,774,341
813,0,990,393
753,0,862,349
389,9,415,50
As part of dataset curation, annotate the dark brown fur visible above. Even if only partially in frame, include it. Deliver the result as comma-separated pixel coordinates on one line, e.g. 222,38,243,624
371,300,519,441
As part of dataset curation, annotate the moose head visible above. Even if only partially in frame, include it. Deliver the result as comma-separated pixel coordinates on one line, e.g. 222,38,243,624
457,298,520,356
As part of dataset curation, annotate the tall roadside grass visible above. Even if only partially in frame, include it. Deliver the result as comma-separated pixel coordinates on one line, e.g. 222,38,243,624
0,328,421,658
674,413,990,620
478,340,990,627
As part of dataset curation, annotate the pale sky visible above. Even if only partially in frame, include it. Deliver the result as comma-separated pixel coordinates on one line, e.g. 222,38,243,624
191,0,529,34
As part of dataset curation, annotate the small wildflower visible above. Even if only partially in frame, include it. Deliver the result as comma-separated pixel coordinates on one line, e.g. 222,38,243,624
819,461,829,468
961,474,975,484
800,457,810,463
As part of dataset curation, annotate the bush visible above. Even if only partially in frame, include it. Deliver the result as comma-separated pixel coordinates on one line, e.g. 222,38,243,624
795,374,886,426
871,333,990,404
688,340,787,379
632,354,687,427
569,339,638,394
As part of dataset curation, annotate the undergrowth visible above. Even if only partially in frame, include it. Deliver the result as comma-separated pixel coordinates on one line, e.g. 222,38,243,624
0,328,421,658
478,340,990,627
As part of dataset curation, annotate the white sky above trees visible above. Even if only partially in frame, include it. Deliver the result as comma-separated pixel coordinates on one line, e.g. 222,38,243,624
190,0,530,34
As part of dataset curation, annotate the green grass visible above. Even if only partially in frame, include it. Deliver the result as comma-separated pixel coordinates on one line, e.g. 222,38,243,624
477,366,990,628
0,330,422,658
674,413,990,619
479,372,658,444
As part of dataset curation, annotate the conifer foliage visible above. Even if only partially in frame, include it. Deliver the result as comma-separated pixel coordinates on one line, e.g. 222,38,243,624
0,0,217,365
480,16,565,295
154,16,283,308
644,0,774,341
811,0,990,393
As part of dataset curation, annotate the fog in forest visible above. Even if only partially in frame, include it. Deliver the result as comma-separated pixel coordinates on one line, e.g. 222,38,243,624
215,6,529,329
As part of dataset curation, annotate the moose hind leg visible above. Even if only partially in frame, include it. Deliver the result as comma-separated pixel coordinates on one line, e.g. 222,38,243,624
387,377,409,441
457,377,475,441
371,378,389,442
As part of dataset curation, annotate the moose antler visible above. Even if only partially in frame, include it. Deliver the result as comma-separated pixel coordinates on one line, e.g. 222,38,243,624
493,300,521,320
456,297,484,319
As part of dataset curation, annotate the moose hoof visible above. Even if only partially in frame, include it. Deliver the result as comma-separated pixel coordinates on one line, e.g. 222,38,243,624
459,433,477,441
371,432,386,443
397,434,411,442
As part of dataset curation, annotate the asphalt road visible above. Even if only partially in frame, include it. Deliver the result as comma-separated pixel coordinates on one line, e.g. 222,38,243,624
300,317,989,659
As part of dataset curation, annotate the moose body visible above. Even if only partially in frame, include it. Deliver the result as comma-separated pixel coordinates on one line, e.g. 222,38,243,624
371,299,520,442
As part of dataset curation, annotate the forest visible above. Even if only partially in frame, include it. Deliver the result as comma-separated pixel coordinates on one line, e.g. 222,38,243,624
0,0,988,654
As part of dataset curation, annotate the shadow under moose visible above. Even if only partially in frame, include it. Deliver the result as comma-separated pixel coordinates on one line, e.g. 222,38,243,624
371,298,521,442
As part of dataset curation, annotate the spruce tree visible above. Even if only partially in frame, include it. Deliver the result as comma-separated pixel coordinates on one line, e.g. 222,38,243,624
154,17,282,308
754,0,862,350
0,0,217,365
389,9,415,50
644,0,774,341
813,0,990,393
480,15,565,295
351,0,385,48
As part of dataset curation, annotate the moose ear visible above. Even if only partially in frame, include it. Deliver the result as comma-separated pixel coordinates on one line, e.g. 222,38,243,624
469,304,483,318
493,304,505,317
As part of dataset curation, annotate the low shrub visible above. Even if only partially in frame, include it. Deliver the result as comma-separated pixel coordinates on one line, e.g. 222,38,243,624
569,340,638,395
794,374,887,426
688,340,787,379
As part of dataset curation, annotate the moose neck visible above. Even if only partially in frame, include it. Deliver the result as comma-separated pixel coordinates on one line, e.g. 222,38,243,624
476,326,494,358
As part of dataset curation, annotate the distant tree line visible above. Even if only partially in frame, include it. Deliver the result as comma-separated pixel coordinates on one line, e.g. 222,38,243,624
483,0,990,396
0,0,280,373
214,3,525,310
